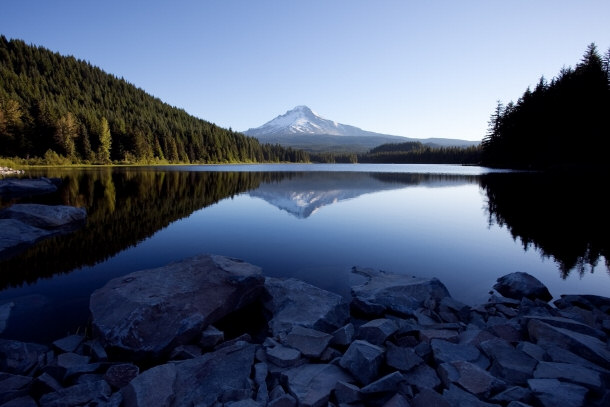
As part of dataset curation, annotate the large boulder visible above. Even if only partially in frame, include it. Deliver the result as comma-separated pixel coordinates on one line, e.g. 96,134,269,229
0,177,59,197
263,277,349,338
0,219,54,259
90,255,264,358
350,267,451,317
493,272,552,302
0,203,86,231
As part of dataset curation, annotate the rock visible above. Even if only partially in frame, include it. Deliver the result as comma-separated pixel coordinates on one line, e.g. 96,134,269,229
339,340,385,386
533,361,604,389
263,277,349,338
199,325,225,349
442,384,501,407
90,254,264,358
480,338,538,385
382,393,411,407
412,388,451,407
401,363,441,390
83,340,108,362
254,363,269,404
121,363,176,407
104,363,139,389
544,345,609,372
527,319,610,369
266,345,303,368
39,380,112,407
268,393,297,407
418,329,459,343
360,371,406,395
56,352,90,368
172,342,256,406
0,177,58,197
0,204,86,231
0,373,31,404
523,315,605,340
516,342,546,362
437,361,505,398
0,302,13,334
281,363,352,407
0,219,54,259
527,378,588,407
0,339,49,375
491,386,534,405
385,342,423,372
285,325,333,358
357,318,398,345
493,272,552,302
31,372,62,399
350,268,451,317
0,395,38,407
52,335,84,353
430,339,489,369
334,380,361,404
169,344,202,360
332,323,355,347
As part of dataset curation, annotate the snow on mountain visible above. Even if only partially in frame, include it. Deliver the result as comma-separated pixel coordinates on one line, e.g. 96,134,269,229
244,105,380,138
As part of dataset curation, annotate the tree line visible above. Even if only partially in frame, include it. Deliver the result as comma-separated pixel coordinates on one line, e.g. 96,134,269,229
481,43,610,170
0,36,308,164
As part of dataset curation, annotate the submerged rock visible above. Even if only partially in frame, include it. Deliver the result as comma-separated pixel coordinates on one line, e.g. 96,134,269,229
90,254,264,359
0,177,58,197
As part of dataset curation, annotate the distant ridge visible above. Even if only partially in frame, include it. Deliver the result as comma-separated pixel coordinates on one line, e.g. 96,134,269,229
244,106,479,153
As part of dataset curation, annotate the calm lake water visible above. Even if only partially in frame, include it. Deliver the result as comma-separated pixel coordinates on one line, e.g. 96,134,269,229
1,164,608,343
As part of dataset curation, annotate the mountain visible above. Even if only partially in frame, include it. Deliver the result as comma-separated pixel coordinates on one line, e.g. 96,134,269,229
0,36,306,164
244,106,479,154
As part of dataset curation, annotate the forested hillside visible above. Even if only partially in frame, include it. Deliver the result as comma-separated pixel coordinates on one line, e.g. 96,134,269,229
481,43,610,170
0,36,308,164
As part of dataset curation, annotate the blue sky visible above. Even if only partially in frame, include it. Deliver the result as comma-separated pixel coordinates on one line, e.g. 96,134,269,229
1,1,608,141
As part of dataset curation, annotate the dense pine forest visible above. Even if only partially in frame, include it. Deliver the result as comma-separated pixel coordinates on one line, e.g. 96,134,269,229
359,141,481,164
0,36,308,164
481,43,610,170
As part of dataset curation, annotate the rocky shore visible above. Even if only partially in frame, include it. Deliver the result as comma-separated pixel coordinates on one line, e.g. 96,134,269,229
0,168,25,177
0,255,609,407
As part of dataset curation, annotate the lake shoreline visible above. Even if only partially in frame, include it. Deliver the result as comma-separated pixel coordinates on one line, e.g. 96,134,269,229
1,255,608,406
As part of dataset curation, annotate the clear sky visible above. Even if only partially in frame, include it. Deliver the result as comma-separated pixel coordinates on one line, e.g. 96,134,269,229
1,1,608,141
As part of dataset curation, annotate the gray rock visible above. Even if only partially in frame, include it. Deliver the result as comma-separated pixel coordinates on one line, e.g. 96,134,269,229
172,342,256,406
332,323,355,347
351,268,451,317
121,363,176,407
334,381,361,404
523,315,605,340
0,339,49,375
169,344,202,360
52,335,84,353
479,339,538,385
339,340,385,385
285,325,333,358
386,342,424,372
360,371,406,395
281,363,352,407
357,318,398,345
527,318,610,369
0,395,38,407
544,345,610,372
493,272,552,302
0,302,13,334
0,203,86,231
90,254,264,358
56,352,90,368
430,339,489,369
491,386,534,405
83,339,108,362
254,362,269,404
437,361,505,398
533,361,603,389
418,329,459,343
39,380,112,407
0,219,54,259
402,363,441,390
104,363,139,389
0,177,58,197
516,341,546,362
527,378,588,407
225,399,262,407
412,388,450,407
266,345,303,368
263,277,349,337
442,384,501,407
31,372,62,398
382,393,411,407
0,373,31,405
199,325,225,348
268,393,297,407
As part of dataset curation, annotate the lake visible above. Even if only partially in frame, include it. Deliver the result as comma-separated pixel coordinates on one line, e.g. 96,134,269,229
0,164,608,343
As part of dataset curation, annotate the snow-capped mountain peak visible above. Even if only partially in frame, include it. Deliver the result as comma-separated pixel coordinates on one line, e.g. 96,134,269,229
244,105,351,137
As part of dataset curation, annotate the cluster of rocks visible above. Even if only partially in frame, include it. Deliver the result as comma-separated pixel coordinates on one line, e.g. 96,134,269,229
0,177,86,260
0,255,609,407
0,168,25,177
